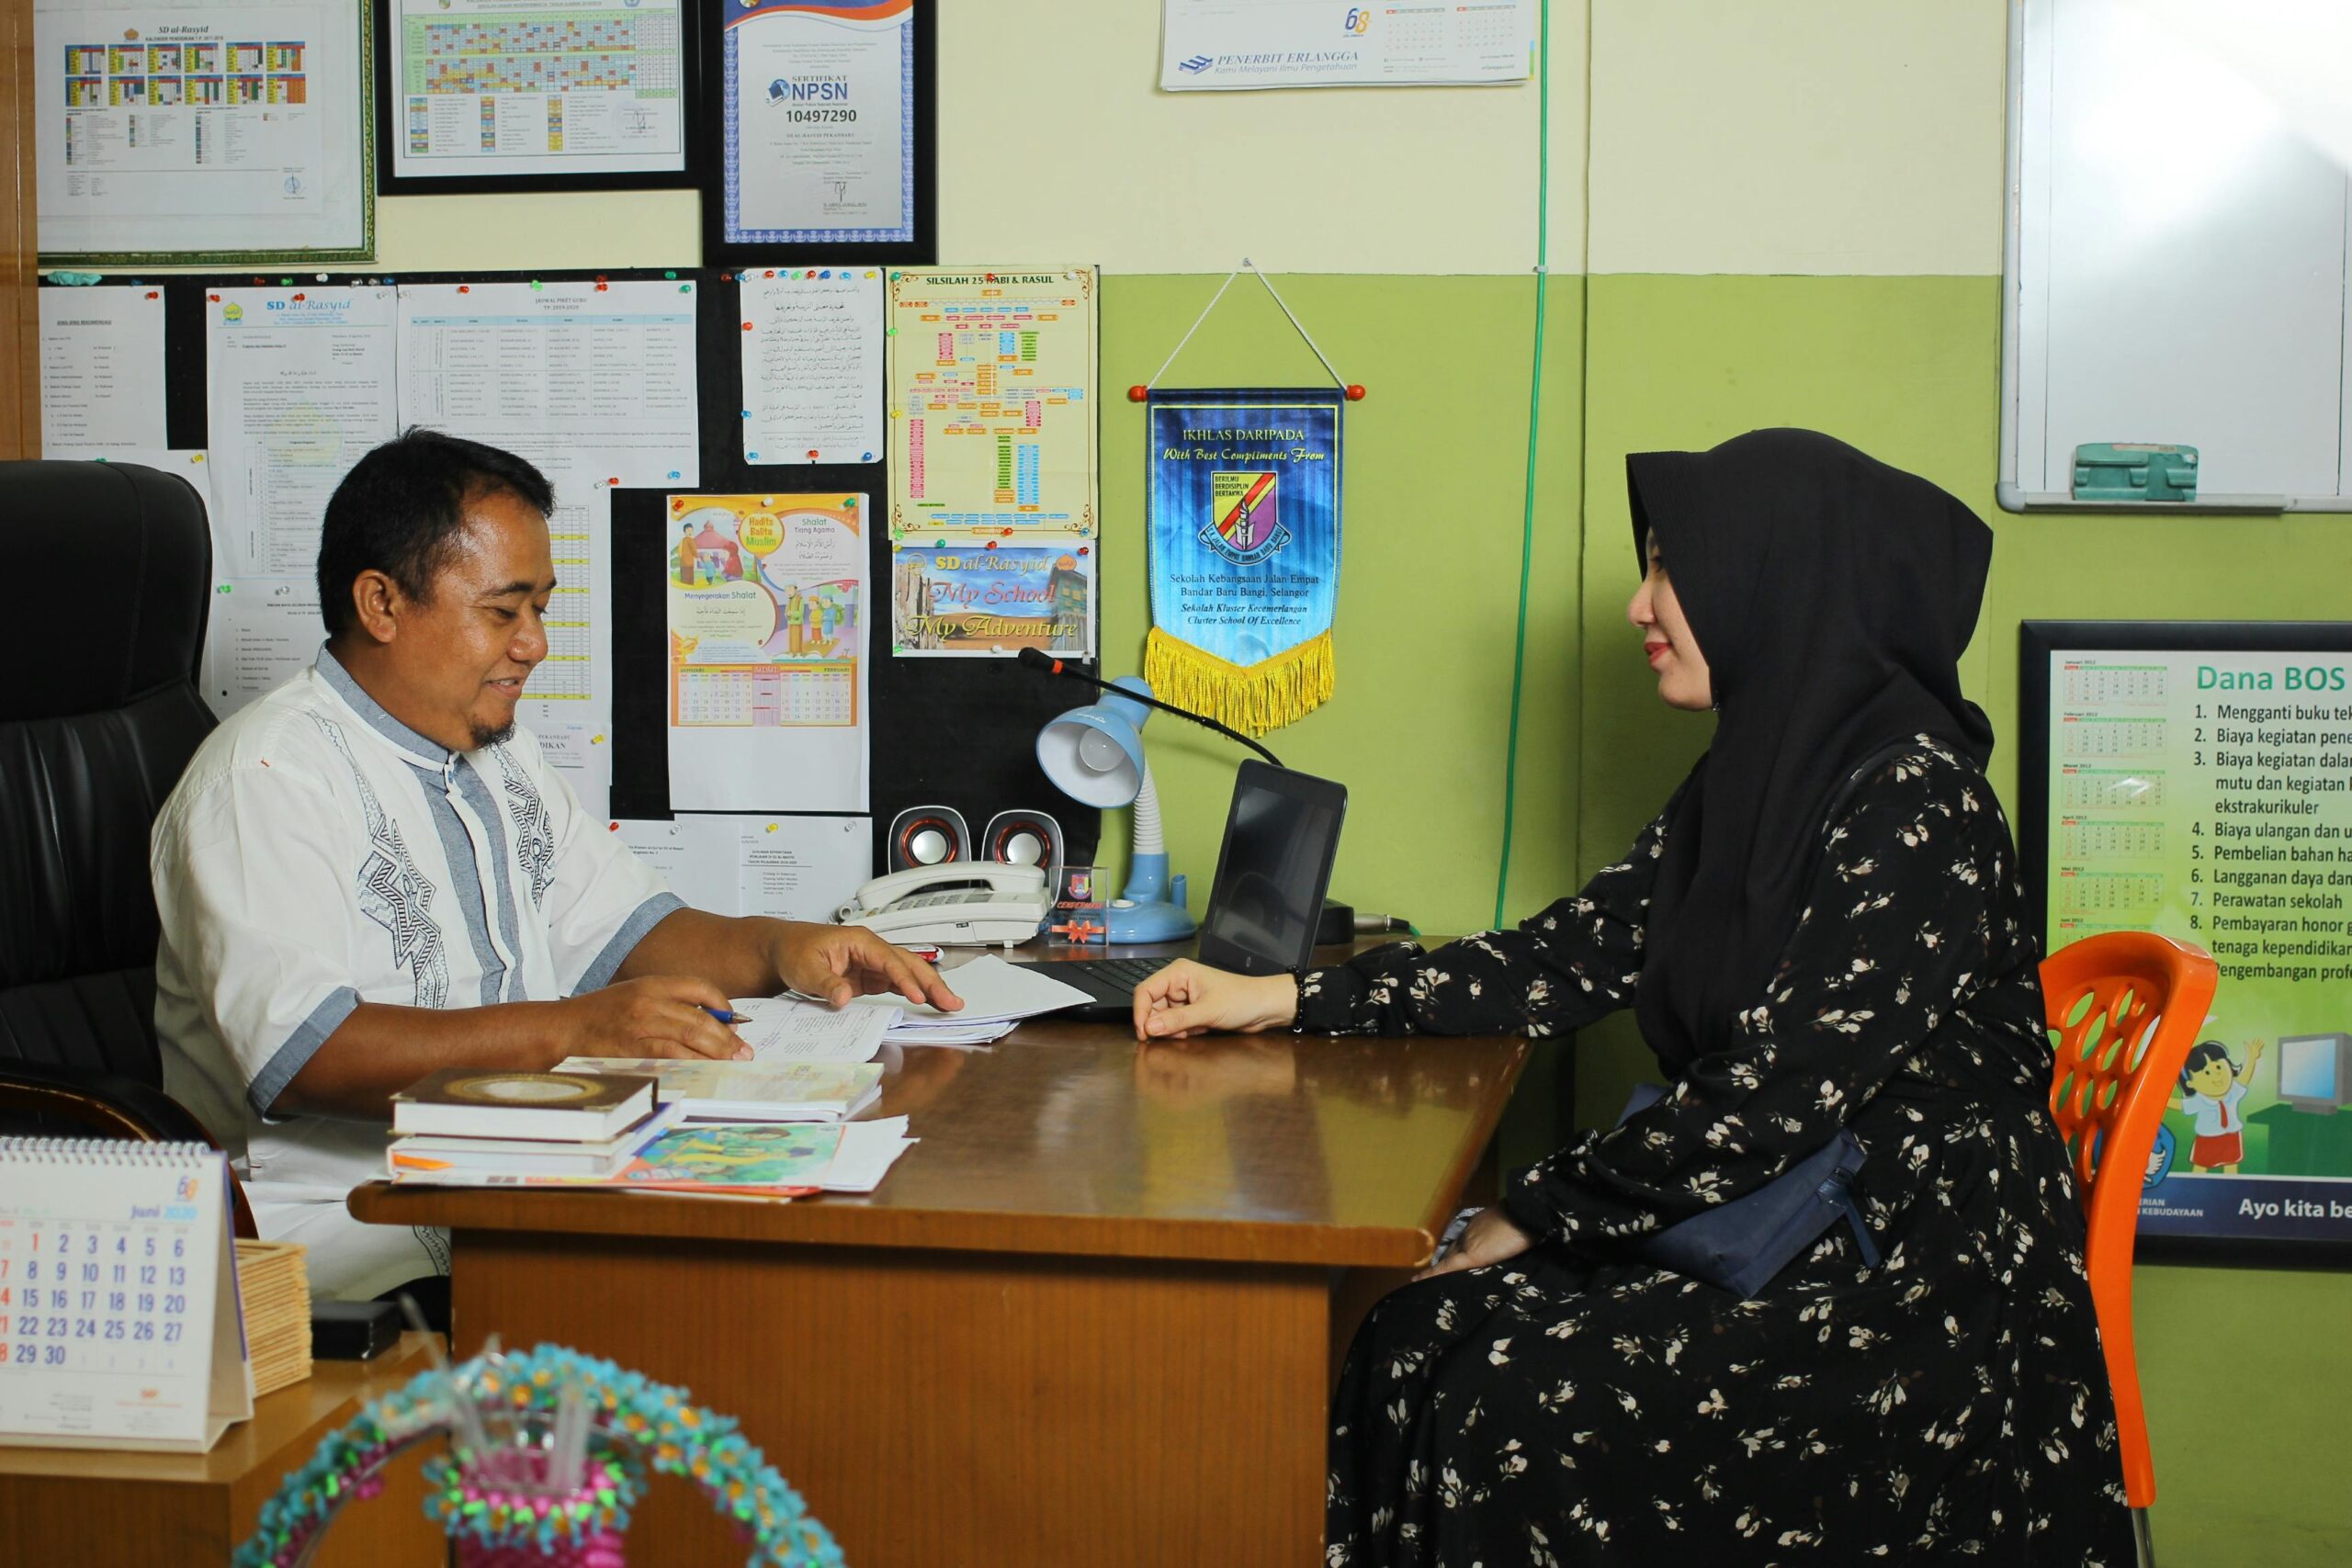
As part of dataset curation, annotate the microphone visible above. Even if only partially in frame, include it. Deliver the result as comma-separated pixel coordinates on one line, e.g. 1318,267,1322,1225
1016,647,1284,768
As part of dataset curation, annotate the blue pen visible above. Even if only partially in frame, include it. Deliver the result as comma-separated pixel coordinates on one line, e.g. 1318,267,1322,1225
704,1007,752,1024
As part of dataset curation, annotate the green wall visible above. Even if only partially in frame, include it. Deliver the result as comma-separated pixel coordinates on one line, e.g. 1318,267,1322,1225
1096,275,1584,943
1092,268,2349,1562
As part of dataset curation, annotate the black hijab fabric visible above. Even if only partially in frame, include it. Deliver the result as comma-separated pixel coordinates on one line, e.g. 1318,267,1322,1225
1626,429,1995,1070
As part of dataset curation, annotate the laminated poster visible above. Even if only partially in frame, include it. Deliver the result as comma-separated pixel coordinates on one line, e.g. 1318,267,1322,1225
666,492,868,814
2026,623,2352,1253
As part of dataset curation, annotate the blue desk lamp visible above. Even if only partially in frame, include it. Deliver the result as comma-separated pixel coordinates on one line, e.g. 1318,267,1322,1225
1019,649,1288,947
1035,676,1198,944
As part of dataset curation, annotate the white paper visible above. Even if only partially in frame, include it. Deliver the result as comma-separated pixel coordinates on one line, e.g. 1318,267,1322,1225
729,995,897,1063
736,815,871,921
610,817,741,916
398,280,699,813
722,2,911,243
203,576,321,716
396,280,700,490
666,493,870,814
741,266,885,467
38,287,167,452
1160,0,1533,90
821,1116,914,1191
386,0,688,183
509,451,616,819
881,1020,1014,1049
847,953,1090,1025
35,0,371,258
609,812,875,923
206,287,400,582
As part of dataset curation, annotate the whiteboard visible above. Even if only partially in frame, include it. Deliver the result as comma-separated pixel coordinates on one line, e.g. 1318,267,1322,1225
2001,0,2352,512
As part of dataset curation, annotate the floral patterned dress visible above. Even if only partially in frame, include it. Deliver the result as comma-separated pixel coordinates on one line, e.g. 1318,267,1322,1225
1309,739,2132,1565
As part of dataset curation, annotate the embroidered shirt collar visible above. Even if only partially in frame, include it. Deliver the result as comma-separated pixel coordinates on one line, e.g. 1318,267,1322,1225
313,645,459,772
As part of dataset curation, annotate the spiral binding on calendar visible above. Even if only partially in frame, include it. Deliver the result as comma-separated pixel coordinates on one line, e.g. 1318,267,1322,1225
0,1138,216,1167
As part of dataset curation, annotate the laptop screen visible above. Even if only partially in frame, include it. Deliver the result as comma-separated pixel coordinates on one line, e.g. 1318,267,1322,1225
1194,761,1348,976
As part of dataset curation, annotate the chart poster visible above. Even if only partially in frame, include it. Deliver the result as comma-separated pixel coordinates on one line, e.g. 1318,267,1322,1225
886,266,1098,539
2021,621,2352,1256
664,492,867,814
1159,0,1532,91
34,0,373,263
385,0,689,187
719,0,913,246
888,542,1092,659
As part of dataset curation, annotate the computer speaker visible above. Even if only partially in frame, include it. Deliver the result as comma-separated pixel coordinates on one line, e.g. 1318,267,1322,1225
887,806,969,871
979,809,1064,887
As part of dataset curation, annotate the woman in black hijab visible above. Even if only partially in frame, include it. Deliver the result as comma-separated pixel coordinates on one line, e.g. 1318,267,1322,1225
1135,431,2132,1562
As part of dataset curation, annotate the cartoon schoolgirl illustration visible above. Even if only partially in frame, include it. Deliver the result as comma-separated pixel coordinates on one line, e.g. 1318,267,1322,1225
2172,1037,2265,1173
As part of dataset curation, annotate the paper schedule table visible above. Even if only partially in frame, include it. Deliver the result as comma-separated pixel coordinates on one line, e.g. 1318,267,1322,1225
0,1140,251,1453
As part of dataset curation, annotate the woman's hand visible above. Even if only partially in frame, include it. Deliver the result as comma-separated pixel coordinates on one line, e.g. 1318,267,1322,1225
1131,958,1298,1042
1416,1207,1533,1280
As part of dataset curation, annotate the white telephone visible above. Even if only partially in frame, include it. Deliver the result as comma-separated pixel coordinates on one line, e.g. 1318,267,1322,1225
837,863,1051,947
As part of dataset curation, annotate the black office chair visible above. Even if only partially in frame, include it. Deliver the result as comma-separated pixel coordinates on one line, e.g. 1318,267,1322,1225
0,460,254,1235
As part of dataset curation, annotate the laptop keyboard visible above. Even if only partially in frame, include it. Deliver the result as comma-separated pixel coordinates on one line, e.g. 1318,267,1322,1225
1053,955,1174,1000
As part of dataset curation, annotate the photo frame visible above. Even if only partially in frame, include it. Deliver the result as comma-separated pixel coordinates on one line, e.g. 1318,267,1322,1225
34,0,377,265
699,0,935,265
373,0,702,195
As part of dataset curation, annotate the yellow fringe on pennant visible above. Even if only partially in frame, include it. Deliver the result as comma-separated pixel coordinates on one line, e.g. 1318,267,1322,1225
1145,626,1335,738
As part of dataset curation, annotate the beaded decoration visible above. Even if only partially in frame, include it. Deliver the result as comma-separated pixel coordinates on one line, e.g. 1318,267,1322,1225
232,1343,841,1568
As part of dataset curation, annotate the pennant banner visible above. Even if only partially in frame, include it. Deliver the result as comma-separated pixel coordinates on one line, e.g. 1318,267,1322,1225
1146,389,1343,735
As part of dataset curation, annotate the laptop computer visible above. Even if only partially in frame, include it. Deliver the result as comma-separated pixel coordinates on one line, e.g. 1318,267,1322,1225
1043,761,1349,1021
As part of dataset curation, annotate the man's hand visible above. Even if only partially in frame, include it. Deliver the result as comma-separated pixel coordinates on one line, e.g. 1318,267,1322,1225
1131,958,1297,1042
1416,1206,1533,1281
560,976,749,1060
772,923,962,1011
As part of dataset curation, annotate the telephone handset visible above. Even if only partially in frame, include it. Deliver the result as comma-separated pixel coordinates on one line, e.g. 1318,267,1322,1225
837,863,1052,947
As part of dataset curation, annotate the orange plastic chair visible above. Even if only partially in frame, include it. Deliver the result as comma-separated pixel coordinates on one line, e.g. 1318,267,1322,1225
2041,931,2218,1568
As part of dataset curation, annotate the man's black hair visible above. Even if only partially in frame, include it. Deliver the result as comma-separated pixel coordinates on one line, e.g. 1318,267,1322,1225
316,428,554,637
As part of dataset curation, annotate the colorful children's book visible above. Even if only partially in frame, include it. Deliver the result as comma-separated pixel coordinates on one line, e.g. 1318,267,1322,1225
612,1122,842,1196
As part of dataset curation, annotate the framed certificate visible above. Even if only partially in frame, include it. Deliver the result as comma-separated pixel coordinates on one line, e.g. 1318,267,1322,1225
703,0,934,264
34,0,377,265
374,0,698,193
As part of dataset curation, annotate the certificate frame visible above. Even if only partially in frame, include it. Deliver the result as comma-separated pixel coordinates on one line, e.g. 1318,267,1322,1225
700,0,935,265
35,0,378,266
371,0,704,195
2020,618,2352,1264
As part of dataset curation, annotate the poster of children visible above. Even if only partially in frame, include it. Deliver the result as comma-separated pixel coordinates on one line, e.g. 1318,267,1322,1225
664,493,868,814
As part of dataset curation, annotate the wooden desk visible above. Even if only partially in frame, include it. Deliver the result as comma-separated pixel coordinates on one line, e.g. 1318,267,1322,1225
350,953,1525,1566
0,1333,447,1565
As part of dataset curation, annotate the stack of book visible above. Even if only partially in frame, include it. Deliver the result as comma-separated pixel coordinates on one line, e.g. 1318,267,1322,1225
232,1238,311,1397
551,1057,883,1123
386,1067,671,1184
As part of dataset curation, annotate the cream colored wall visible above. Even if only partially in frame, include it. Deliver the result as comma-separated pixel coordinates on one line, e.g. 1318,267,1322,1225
364,3,1582,277
1586,0,2007,276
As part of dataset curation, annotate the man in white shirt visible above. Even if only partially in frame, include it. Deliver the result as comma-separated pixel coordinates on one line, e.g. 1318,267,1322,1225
152,430,957,1306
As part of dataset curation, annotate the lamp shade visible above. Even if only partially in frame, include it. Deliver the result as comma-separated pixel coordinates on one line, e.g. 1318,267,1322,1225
1035,679,1152,808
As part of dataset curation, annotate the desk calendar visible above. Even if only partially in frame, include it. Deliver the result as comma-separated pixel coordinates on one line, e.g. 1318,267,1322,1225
0,1140,253,1452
